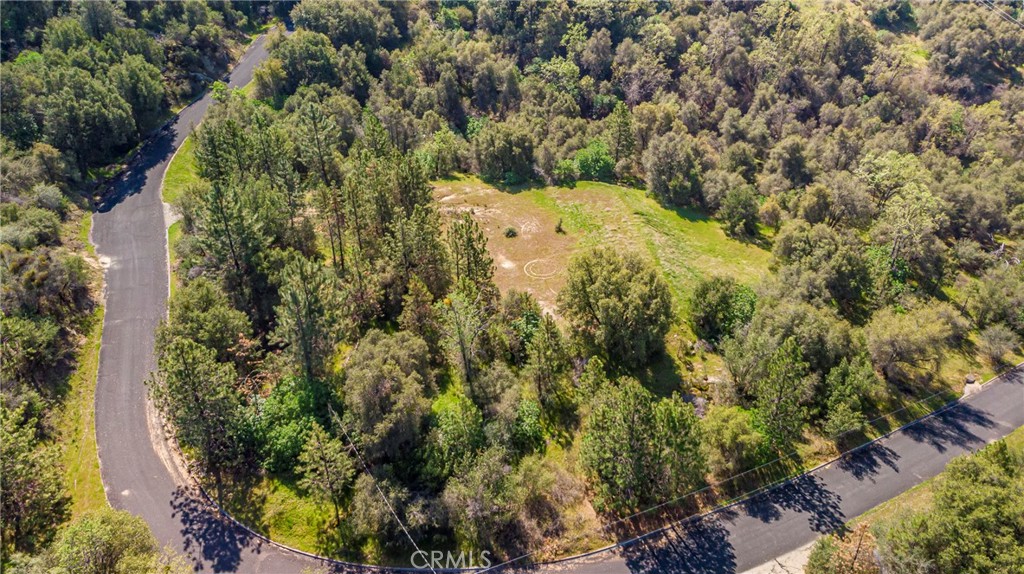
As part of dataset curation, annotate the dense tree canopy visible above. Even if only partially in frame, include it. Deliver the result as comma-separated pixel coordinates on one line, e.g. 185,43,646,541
141,0,1024,560
874,440,1024,573
580,377,704,512
12,0,1022,565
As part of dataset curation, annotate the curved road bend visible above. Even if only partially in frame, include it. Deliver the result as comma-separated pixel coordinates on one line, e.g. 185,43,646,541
92,33,331,573
91,28,1024,574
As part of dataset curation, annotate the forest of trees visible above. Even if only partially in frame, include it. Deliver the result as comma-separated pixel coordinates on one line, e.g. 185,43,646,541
159,0,1024,562
0,1,276,568
4,0,1024,569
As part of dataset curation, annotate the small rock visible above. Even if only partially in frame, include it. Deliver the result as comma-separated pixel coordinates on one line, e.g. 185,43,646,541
692,339,713,354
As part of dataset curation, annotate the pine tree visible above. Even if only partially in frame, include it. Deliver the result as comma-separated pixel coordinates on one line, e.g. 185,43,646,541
753,337,815,446
296,423,354,526
0,405,70,554
399,275,441,354
607,100,635,164
274,256,345,381
296,100,340,186
524,314,569,408
437,289,488,389
149,339,241,495
446,212,496,303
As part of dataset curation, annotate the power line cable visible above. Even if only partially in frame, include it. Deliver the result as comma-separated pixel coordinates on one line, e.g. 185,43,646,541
481,384,962,572
975,0,1024,30
331,408,438,574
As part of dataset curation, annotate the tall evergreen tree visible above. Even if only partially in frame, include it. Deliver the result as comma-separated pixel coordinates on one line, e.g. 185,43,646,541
437,289,488,389
523,314,569,409
753,337,815,446
606,100,635,164
149,339,242,492
296,423,354,525
446,212,496,302
274,256,345,382
295,100,340,186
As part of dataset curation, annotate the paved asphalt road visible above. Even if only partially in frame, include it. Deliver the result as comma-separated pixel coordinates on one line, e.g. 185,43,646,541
550,367,1024,574
93,33,327,574
91,29,1024,574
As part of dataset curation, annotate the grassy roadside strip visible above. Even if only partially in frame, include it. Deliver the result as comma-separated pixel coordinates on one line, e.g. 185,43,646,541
57,214,107,516
209,476,333,560
163,134,198,295
57,306,106,517
162,136,197,206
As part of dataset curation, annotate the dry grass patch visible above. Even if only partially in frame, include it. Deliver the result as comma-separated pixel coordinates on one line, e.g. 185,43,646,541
432,175,772,318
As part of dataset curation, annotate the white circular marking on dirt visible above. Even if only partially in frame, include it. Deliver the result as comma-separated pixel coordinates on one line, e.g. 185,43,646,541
524,259,560,279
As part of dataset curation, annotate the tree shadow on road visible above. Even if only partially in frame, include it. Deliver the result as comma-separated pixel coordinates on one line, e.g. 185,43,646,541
171,485,265,572
95,126,178,213
837,442,901,482
739,474,847,536
902,403,994,454
619,518,737,573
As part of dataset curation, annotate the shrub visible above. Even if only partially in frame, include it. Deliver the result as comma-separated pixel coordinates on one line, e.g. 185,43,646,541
49,509,158,573
558,247,673,368
574,140,614,181
32,184,68,219
259,377,316,473
642,130,703,206
472,121,534,185
978,323,1018,364
552,158,578,186
718,185,760,237
689,276,756,344
700,405,769,480
1,207,61,249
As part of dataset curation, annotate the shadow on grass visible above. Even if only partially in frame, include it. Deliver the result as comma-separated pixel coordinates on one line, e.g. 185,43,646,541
634,352,688,399
490,178,549,195
315,513,354,562
219,475,271,536
661,204,711,224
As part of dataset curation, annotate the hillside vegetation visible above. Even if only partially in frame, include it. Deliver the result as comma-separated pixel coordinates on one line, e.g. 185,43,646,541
5,0,1024,570
158,0,1024,563
0,1,277,568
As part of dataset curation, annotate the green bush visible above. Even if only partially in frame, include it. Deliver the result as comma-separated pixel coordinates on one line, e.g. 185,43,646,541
259,378,316,474
575,140,614,181
689,276,756,344
718,185,760,237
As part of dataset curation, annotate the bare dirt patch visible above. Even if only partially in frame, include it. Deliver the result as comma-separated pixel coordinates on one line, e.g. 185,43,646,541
434,178,576,314
433,175,772,319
